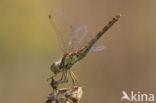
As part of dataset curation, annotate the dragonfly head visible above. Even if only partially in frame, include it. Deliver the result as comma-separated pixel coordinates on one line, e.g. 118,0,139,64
50,60,61,74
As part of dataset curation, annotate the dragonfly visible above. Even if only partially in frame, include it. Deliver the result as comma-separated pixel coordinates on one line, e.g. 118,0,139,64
48,11,121,85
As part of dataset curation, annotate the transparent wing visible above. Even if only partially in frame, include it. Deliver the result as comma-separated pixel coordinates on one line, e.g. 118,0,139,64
49,11,72,52
71,25,108,52
68,24,89,51
49,11,89,52
74,31,107,52
91,45,107,52
70,25,108,52
49,11,109,53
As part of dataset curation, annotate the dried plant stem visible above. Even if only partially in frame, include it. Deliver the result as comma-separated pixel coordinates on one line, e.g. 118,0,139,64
45,78,83,103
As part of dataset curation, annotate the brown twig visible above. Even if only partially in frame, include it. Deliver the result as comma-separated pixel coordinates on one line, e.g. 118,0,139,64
45,78,83,103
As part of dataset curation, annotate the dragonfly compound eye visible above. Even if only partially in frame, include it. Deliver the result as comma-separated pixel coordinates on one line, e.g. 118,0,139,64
50,62,60,74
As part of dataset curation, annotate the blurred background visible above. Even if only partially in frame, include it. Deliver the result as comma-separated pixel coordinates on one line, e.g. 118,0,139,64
0,0,156,103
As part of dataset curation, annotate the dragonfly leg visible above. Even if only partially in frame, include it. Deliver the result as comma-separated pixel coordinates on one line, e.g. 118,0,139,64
72,71,79,85
46,74,57,81
59,71,64,81
63,70,68,83
58,69,68,84
69,70,78,85
69,70,76,86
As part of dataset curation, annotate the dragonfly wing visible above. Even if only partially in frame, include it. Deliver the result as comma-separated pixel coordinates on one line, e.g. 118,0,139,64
91,45,107,52
49,11,109,53
49,11,73,52
49,11,89,52
69,24,89,51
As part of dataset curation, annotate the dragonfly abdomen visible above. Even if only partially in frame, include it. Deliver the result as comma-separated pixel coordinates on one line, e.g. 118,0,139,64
77,14,121,56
